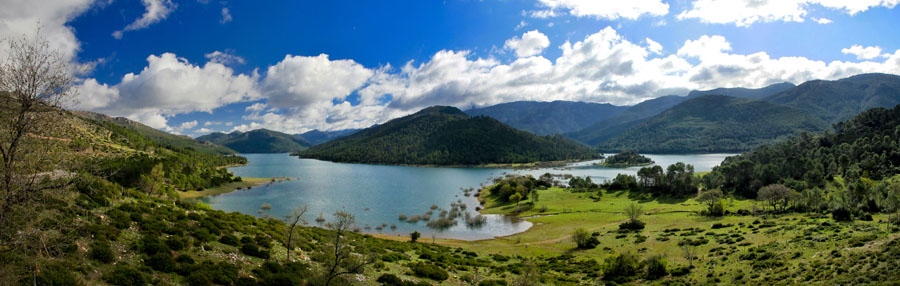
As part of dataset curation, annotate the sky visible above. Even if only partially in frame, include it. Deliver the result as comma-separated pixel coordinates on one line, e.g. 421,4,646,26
2,0,900,136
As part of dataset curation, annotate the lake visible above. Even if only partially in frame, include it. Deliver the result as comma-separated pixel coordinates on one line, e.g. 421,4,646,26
197,153,734,240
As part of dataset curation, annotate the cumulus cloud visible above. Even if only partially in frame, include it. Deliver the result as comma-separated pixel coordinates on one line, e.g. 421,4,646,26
505,30,551,57
842,45,887,60
0,0,94,64
112,0,176,39
645,38,663,54
533,0,669,20
261,54,374,110
77,53,261,130
678,0,899,27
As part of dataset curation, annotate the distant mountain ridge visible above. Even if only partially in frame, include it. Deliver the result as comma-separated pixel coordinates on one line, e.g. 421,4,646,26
197,129,311,153
297,106,599,165
688,82,796,100
296,129,361,145
596,95,827,153
465,100,627,135
763,73,900,124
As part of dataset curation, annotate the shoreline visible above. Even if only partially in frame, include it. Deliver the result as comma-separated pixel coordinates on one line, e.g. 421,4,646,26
177,177,293,199
290,154,601,169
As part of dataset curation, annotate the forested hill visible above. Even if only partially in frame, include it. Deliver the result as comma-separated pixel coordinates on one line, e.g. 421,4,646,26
706,104,900,200
565,95,692,145
296,106,600,165
197,129,311,153
596,95,827,153
465,100,627,135
763,73,900,123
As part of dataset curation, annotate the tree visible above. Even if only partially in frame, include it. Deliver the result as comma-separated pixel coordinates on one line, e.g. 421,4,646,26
510,193,522,207
758,184,792,212
320,211,373,286
697,189,724,216
681,245,697,268
283,205,307,262
512,261,540,286
624,203,643,223
0,29,77,251
410,231,420,243
572,228,598,249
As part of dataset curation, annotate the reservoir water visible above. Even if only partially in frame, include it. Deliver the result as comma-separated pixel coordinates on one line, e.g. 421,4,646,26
198,153,734,240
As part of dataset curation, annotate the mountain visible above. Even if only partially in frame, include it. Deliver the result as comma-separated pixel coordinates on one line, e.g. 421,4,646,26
566,95,692,145
296,129,361,145
297,106,600,165
464,100,627,135
197,129,312,153
688,82,796,100
596,95,827,153
763,73,900,123
74,111,237,155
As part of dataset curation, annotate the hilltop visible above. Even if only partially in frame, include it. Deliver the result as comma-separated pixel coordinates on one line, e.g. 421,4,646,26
197,129,311,153
296,106,600,165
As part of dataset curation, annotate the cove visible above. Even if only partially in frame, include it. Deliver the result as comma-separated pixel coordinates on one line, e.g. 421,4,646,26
197,153,733,240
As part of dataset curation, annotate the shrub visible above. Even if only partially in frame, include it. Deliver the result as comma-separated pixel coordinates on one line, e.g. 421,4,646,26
411,262,449,281
241,243,270,259
31,263,77,286
147,252,176,272
619,220,645,231
219,234,240,246
104,264,148,285
137,234,169,255
377,273,404,285
186,271,211,286
645,255,668,279
410,231,421,243
166,236,186,251
479,280,509,286
832,206,853,222
176,254,195,264
573,228,600,249
603,252,641,282
381,252,409,262
89,241,115,263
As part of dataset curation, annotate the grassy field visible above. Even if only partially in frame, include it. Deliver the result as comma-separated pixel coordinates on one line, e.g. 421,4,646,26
368,185,899,284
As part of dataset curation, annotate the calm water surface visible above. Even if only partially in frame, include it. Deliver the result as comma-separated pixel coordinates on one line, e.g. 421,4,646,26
198,153,734,240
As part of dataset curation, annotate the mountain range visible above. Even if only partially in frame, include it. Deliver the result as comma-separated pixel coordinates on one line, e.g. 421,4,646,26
464,100,626,135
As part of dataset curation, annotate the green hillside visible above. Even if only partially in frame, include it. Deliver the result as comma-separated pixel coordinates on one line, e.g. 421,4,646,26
597,95,826,153
566,95,690,145
75,111,237,155
197,129,311,153
465,100,627,135
297,106,600,165
764,73,900,123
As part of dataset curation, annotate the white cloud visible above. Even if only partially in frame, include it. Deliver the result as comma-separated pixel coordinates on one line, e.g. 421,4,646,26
0,0,94,64
195,127,213,134
77,53,261,130
678,0,899,27
504,30,551,57
261,54,374,110
515,20,528,30
245,102,267,112
112,0,176,39
533,0,669,20
179,120,198,130
645,38,663,54
842,45,887,60
220,7,232,24
74,78,119,110
205,50,245,66
813,17,833,24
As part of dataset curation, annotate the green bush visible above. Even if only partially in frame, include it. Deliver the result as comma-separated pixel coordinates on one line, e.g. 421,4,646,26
89,241,115,263
645,255,668,279
619,220,645,231
186,271,211,286
479,280,509,286
146,252,176,272
30,263,77,286
166,236,186,251
603,252,641,282
241,243,270,259
381,252,409,262
137,234,170,255
411,262,449,281
104,264,148,285
219,234,240,246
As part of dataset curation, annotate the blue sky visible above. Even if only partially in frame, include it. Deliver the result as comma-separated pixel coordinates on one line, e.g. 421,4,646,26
3,0,900,135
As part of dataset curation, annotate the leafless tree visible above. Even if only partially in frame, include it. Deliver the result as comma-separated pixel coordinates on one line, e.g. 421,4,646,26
321,211,373,286
283,205,307,262
682,245,697,268
0,29,76,244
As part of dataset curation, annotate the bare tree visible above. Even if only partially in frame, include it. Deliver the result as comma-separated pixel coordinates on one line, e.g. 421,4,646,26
321,211,374,286
624,203,643,223
681,245,697,268
283,205,308,262
0,29,76,241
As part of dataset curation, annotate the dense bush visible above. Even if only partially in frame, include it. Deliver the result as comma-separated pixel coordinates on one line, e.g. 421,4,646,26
411,262,449,281
104,264,148,285
619,220,645,231
218,234,240,246
146,252,176,272
603,252,641,282
645,255,668,279
89,241,115,263
241,243,270,259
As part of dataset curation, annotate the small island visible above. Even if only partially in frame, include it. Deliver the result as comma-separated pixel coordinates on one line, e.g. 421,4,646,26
594,150,654,167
